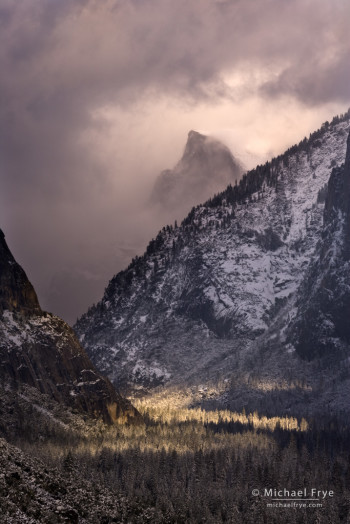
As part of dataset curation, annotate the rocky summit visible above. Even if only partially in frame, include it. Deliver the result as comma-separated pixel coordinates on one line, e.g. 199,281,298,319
0,230,41,317
150,130,244,216
0,230,140,424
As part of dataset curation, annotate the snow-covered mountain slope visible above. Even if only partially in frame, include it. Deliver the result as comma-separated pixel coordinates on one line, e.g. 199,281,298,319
0,429,137,523
150,130,244,214
75,111,350,412
289,130,350,360
0,229,140,424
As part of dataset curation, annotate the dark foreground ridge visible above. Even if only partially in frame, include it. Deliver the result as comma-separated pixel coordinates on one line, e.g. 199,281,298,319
0,229,141,424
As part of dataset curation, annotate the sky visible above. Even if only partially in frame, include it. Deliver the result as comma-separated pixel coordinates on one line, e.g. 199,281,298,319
1,0,349,325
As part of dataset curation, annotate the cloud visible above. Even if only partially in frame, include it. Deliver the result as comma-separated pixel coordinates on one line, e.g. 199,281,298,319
259,2,350,105
3,0,349,108
0,0,349,324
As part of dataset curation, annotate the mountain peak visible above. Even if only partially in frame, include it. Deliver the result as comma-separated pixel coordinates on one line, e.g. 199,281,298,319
187,129,206,143
183,130,211,159
0,231,41,316
151,129,244,213
188,129,204,138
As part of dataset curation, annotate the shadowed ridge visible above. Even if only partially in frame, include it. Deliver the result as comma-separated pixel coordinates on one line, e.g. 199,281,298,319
0,229,142,425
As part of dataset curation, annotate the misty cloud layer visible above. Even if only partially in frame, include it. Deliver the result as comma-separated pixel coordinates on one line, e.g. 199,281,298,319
1,0,349,324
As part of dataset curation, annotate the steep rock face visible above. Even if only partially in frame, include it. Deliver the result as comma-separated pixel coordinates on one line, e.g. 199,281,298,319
75,112,350,401
289,131,350,360
0,231,140,424
151,130,243,213
0,230,41,316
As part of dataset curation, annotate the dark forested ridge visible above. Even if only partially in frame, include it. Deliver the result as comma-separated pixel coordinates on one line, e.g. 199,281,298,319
1,388,349,523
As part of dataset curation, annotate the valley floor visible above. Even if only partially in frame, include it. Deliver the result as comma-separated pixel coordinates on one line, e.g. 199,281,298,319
0,385,349,523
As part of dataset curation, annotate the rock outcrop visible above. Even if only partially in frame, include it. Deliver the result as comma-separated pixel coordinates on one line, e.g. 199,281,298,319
0,230,140,424
151,130,243,214
0,230,41,316
290,131,350,360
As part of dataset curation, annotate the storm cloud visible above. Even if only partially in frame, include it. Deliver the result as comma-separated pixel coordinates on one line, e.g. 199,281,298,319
1,0,349,324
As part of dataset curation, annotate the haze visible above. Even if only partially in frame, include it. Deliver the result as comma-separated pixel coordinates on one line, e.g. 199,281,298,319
1,0,349,324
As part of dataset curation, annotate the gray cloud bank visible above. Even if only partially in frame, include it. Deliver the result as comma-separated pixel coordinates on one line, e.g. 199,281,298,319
1,0,349,324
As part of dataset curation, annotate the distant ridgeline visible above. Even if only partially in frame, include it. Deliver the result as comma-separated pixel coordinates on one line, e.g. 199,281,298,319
205,109,350,210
